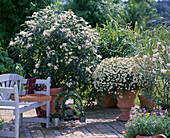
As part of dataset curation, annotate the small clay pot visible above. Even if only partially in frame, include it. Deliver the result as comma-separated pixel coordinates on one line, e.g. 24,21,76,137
138,95,155,112
53,118,60,127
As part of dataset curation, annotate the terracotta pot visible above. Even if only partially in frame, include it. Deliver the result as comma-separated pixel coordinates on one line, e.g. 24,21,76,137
41,88,63,115
98,93,117,108
136,134,167,138
138,95,155,112
35,88,63,127
116,89,138,122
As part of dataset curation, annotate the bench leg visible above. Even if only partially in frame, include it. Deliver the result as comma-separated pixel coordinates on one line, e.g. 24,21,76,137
46,101,50,128
15,112,20,138
20,113,23,127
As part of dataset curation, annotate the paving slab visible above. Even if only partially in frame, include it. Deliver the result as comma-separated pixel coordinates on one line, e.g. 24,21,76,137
0,106,125,138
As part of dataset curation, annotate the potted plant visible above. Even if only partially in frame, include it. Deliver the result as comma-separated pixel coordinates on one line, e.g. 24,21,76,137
134,39,169,112
93,57,118,108
134,54,156,112
10,5,100,115
93,57,146,121
55,91,86,123
122,109,169,138
50,114,60,127
138,94,155,112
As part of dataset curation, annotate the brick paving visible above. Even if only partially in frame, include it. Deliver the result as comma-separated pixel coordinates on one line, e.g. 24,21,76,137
0,106,126,138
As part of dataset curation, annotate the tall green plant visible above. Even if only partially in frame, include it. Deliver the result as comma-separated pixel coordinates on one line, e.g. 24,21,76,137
97,19,137,59
122,0,158,30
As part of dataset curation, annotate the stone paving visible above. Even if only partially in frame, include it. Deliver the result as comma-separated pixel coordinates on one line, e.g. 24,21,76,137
0,106,126,138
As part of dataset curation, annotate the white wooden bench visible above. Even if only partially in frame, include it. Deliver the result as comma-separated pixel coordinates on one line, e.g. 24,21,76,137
0,74,51,138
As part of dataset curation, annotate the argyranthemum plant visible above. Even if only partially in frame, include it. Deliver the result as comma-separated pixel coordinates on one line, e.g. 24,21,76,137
93,57,146,97
9,5,100,89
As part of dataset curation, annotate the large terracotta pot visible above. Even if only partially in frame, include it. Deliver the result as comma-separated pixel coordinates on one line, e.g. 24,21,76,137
138,95,155,112
41,88,63,115
116,89,138,122
97,93,117,108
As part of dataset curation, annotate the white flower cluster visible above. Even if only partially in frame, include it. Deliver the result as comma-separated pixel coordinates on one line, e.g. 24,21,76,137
93,57,144,95
10,5,99,87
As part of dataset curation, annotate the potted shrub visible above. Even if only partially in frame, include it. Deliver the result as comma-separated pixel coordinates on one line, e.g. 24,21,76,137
10,5,99,115
134,40,169,112
134,26,170,112
123,109,169,138
93,57,146,121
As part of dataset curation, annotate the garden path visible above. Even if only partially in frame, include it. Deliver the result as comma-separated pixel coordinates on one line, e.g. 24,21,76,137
0,106,125,138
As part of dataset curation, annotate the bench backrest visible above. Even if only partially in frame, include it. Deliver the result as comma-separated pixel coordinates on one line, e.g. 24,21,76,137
0,74,51,100
0,85,19,107
21,78,50,96
0,74,23,100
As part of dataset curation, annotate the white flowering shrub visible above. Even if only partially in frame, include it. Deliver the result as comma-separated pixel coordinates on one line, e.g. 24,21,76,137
10,5,100,88
93,57,145,97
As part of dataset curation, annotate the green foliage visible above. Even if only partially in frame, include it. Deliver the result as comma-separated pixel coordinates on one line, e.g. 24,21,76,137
10,6,99,90
0,0,54,50
122,0,158,29
0,47,24,75
97,20,137,59
54,91,84,119
125,114,169,137
0,119,4,130
58,0,125,27
0,48,13,74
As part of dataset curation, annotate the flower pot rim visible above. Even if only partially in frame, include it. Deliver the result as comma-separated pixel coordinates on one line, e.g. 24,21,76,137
138,94,152,97
136,134,167,138
136,135,154,138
